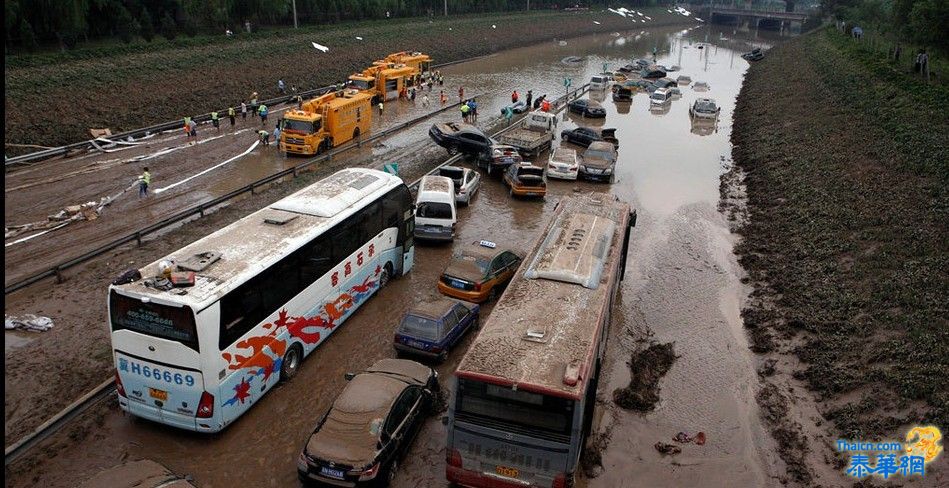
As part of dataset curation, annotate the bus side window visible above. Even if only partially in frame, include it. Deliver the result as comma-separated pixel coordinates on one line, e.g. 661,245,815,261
219,279,265,349
299,236,333,284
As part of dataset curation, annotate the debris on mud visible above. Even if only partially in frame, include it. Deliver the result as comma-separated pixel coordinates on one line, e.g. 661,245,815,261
756,358,777,377
654,442,681,455
612,342,676,411
672,431,706,445
5,314,54,332
756,383,812,484
580,432,610,478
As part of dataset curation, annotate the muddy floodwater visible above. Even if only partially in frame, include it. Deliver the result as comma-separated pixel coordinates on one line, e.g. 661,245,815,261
8,24,795,488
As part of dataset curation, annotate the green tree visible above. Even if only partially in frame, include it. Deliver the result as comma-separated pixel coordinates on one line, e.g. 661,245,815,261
908,0,949,51
115,4,139,43
140,8,156,41
161,12,178,40
18,18,38,50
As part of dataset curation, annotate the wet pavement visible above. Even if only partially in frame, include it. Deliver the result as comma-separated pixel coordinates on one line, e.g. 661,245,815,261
7,24,795,488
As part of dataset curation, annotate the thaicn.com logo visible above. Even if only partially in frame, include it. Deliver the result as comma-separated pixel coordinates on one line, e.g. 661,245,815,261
836,425,943,479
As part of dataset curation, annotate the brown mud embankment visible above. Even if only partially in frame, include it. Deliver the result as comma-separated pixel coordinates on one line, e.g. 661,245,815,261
4,9,688,149
726,27,947,485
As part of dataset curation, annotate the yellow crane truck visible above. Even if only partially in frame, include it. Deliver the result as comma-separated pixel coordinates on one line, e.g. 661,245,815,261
279,90,372,156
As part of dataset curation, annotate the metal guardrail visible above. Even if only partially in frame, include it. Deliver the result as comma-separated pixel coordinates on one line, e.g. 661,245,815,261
1,83,590,467
4,56,493,168
3,94,478,295
4,81,588,296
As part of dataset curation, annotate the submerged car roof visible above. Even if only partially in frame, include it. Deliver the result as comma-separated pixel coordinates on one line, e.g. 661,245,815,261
436,122,485,137
408,297,460,320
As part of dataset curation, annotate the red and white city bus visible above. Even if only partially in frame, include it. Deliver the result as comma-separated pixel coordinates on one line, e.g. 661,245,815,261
445,192,635,487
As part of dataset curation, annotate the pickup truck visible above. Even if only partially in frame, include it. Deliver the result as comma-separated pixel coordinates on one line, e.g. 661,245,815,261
496,111,557,158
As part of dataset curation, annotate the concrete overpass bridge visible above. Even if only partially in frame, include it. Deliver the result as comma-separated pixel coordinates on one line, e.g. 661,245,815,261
683,3,810,31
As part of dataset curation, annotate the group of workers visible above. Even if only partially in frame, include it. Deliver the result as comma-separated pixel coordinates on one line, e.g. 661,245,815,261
460,98,479,122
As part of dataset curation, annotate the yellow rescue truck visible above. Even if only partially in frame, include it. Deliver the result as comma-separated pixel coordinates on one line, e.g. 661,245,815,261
279,90,372,156
375,51,432,76
346,63,417,102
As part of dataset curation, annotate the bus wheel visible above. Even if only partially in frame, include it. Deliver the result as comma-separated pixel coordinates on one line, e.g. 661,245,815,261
280,344,303,382
379,263,392,288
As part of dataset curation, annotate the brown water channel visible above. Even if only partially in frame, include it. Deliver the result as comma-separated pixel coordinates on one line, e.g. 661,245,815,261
8,24,795,488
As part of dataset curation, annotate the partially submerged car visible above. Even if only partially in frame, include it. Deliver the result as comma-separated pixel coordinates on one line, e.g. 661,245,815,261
653,77,677,89
438,240,522,303
414,175,456,242
649,88,674,106
393,298,480,361
613,86,633,102
561,126,618,149
298,359,438,487
676,75,692,85
742,48,764,61
499,101,528,115
589,74,612,91
579,141,618,183
546,147,579,180
437,166,481,206
689,98,721,119
503,163,547,198
693,81,710,91
480,143,523,176
428,122,492,157
640,66,667,79
567,99,607,118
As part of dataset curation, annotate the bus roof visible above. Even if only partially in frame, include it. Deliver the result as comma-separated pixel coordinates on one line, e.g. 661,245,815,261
111,168,404,310
455,193,632,399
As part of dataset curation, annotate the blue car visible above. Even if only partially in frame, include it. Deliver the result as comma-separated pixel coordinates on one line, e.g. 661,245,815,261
394,298,480,362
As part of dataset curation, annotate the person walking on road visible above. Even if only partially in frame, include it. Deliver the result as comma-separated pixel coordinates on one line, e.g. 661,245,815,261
378,100,384,116
440,90,447,105
422,93,430,106
468,99,478,122
525,90,533,111
183,117,192,142
258,129,270,146
258,104,268,125
273,122,281,148
188,119,198,143
511,90,519,104
228,107,236,127
139,167,151,198
241,101,248,123
458,86,464,104
460,102,470,122
211,111,220,131
278,79,286,94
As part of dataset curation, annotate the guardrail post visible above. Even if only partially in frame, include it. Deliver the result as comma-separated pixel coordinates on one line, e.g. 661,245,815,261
54,267,64,283
135,232,142,245
292,167,297,178
250,184,256,195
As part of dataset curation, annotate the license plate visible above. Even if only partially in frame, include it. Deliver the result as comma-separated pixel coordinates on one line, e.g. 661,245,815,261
320,467,345,480
451,279,467,289
148,388,168,402
496,465,519,478
408,340,426,349
526,192,537,196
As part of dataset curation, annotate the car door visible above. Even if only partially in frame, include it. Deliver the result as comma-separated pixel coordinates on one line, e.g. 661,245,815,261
579,128,595,146
489,254,511,286
442,305,466,347
383,387,424,460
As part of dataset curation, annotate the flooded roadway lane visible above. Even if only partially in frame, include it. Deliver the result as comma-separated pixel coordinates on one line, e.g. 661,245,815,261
8,25,791,488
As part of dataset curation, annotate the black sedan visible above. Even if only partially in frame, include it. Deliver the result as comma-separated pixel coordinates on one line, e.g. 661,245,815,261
561,127,618,148
298,359,438,487
429,122,493,157
566,99,606,118
640,67,667,79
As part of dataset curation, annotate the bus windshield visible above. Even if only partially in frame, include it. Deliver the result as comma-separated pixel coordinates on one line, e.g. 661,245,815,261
455,378,574,440
109,290,198,351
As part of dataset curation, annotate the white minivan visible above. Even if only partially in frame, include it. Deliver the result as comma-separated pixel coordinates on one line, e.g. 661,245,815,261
589,74,612,91
414,175,457,241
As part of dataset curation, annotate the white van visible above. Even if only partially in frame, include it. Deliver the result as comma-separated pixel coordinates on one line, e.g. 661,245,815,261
649,87,673,106
414,175,457,241
589,75,612,91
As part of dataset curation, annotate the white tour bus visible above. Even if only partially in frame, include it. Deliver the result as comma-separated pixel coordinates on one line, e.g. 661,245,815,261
109,168,415,432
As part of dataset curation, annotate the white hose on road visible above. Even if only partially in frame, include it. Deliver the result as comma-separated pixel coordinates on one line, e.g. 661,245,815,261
154,140,260,194
5,223,70,247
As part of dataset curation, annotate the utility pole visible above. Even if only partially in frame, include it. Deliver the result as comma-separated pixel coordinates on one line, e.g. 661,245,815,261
444,0,448,16
292,0,298,28
527,0,530,11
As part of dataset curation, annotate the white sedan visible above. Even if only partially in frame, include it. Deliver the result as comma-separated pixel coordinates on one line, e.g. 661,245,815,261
546,147,579,180
438,166,481,205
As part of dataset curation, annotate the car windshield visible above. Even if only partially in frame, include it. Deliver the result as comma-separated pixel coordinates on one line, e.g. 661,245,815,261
696,101,717,112
347,79,371,90
457,253,491,274
398,315,441,341
650,92,667,100
417,202,452,219
585,149,613,160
